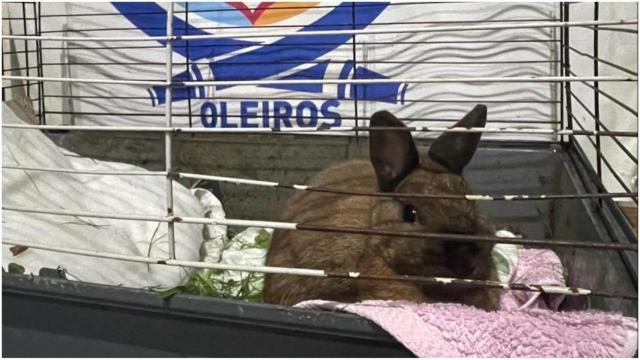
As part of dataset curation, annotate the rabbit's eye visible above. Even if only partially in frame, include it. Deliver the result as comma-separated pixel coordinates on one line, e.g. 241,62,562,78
402,205,418,223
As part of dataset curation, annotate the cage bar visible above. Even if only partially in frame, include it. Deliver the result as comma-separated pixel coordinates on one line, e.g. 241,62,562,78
568,69,638,116
2,122,636,137
175,172,638,201
3,205,637,251
35,94,562,106
184,2,193,129
2,165,167,176
32,39,562,53
39,60,563,67
2,19,636,42
3,239,635,299
570,46,637,76
570,113,637,200
563,2,574,147
3,74,637,86
14,110,563,124
21,2,30,100
164,3,176,260
2,165,635,202
569,92,637,163
34,17,615,34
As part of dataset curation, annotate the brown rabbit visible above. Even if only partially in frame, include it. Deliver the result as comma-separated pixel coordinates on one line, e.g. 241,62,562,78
263,105,499,310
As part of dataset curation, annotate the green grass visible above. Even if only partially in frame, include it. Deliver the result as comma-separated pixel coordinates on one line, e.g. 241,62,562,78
150,228,271,302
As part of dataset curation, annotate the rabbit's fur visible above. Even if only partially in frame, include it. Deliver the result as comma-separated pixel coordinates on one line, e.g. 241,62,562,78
263,105,499,310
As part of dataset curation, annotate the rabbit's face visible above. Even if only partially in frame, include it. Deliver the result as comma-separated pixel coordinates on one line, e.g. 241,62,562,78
368,105,495,281
372,164,495,281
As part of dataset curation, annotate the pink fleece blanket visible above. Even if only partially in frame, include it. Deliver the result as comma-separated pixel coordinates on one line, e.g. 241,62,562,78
296,300,637,357
295,249,638,357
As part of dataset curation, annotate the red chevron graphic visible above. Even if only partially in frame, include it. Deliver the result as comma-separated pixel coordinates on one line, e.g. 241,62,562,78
226,2,275,24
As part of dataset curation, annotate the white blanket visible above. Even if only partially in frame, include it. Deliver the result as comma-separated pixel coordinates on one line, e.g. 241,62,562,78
2,103,219,288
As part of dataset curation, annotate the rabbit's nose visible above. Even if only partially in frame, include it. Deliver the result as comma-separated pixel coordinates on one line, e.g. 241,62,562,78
444,241,481,259
443,241,481,276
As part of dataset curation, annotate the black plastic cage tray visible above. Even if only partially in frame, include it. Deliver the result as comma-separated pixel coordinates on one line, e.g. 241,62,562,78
3,138,637,357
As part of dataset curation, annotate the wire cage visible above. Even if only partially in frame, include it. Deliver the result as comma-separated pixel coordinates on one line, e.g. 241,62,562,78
1,2,638,357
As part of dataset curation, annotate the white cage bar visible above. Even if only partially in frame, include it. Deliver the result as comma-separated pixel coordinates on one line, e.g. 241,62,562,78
1,19,636,42
2,74,637,86
2,122,637,137
164,2,176,259
1,165,635,201
3,205,636,251
2,239,616,298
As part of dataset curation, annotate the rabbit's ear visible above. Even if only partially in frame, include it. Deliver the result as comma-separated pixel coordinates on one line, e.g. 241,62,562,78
369,110,419,192
428,104,486,174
